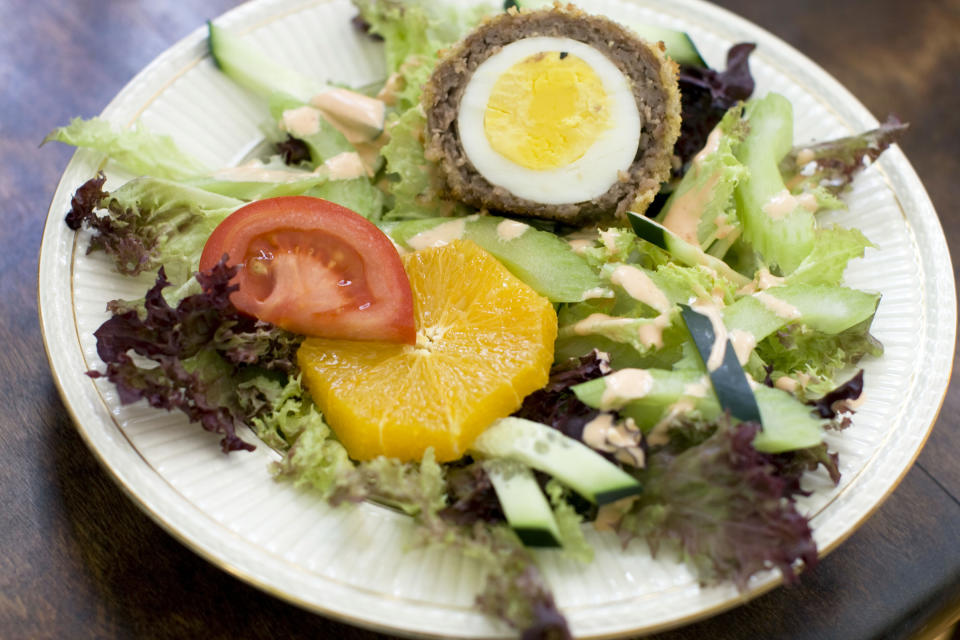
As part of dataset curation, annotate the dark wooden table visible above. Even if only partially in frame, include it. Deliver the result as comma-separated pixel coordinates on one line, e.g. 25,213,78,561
4,0,958,638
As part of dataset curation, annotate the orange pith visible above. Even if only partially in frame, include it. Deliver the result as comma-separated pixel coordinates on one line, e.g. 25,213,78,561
297,239,557,462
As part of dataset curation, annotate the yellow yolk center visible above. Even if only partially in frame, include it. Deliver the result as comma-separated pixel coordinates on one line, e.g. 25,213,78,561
484,51,612,171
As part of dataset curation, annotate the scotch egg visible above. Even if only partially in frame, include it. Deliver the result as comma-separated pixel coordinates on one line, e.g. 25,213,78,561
422,4,681,224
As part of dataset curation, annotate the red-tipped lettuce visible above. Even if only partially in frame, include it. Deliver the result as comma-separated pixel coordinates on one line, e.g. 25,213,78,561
619,419,821,589
89,262,302,452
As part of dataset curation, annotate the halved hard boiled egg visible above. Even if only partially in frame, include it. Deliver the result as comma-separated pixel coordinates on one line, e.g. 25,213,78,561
423,4,681,224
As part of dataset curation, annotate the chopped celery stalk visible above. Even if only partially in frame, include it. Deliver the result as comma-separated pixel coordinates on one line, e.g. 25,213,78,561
734,93,815,274
485,460,562,548
471,417,642,505
627,212,750,287
572,368,705,413
384,215,602,302
722,284,880,343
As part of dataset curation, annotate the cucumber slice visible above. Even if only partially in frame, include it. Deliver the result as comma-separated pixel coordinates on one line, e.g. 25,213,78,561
513,2,706,67
384,216,602,302
208,21,323,103
734,94,815,274
208,22,384,141
485,460,562,547
627,211,750,287
722,284,880,342
630,24,707,67
471,417,642,505
680,304,762,423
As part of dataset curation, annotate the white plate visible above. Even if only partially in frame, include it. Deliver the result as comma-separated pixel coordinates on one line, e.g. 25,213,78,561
38,0,956,637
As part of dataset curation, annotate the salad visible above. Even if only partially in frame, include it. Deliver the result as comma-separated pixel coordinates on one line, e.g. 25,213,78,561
46,0,907,637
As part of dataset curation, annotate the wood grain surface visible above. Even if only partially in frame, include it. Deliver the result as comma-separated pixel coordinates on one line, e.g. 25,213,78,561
3,0,958,638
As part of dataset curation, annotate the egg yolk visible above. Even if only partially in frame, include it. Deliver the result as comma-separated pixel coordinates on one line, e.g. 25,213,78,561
483,51,612,171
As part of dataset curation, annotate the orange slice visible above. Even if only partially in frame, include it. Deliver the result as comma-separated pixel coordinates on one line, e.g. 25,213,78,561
297,239,557,462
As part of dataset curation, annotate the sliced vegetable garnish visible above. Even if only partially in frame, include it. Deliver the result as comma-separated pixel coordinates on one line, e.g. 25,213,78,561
486,460,562,548
627,211,750,287
198,196,415,343
471,417,642,505
679,303,762,424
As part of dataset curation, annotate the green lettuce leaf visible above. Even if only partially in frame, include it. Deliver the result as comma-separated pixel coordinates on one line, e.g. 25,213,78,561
545,480,594,564
352,0,490,74
755,317,883,393
786,227,874,287
97,177,242,284
44,116,210,180
380,107,467,219
657,105,748,259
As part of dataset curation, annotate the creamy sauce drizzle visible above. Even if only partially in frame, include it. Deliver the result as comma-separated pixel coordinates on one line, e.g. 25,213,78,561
322,151,370,180
310,88,386,145
638,313,671,349
754,292,801,320
647,398,696,446
582,414,645,467
594,496,639,532
775,371,813,393
728,329,757,364
581,286,614,299
661,172,721,244
599,368,654,411
737,268,786,295
407,218,467,250
376,72,403,106
683,377,710,398
212,162,315,183
598,229,621,254
774,375,799,392
610,264,671,313
692,127,722,166
713,213,736,239
691,302,728,372
496,219,529,241
762,188,820,219
567,238,594,254
281,106,321,138
795,148,815,165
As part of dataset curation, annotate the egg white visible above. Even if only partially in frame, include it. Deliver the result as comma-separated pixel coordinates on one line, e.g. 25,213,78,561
457,36,642,206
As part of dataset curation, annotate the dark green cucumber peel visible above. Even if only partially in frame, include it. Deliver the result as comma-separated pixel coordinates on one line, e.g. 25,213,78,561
679,304,763,424
627,211,750,287
486,461,562,548
629,211,668,248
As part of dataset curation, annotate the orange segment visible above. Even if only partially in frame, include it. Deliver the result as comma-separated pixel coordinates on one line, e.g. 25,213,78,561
297,239,557,462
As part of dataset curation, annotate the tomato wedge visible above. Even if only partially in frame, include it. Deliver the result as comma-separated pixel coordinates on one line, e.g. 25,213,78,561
199,196,415,343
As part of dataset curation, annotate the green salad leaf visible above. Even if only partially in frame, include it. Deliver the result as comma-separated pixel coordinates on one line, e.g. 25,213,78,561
44,116,210,180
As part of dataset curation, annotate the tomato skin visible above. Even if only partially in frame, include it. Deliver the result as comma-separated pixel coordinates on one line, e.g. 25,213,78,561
199,196,415,344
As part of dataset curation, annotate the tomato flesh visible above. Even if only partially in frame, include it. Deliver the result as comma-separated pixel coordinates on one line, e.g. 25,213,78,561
199,196,415,343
